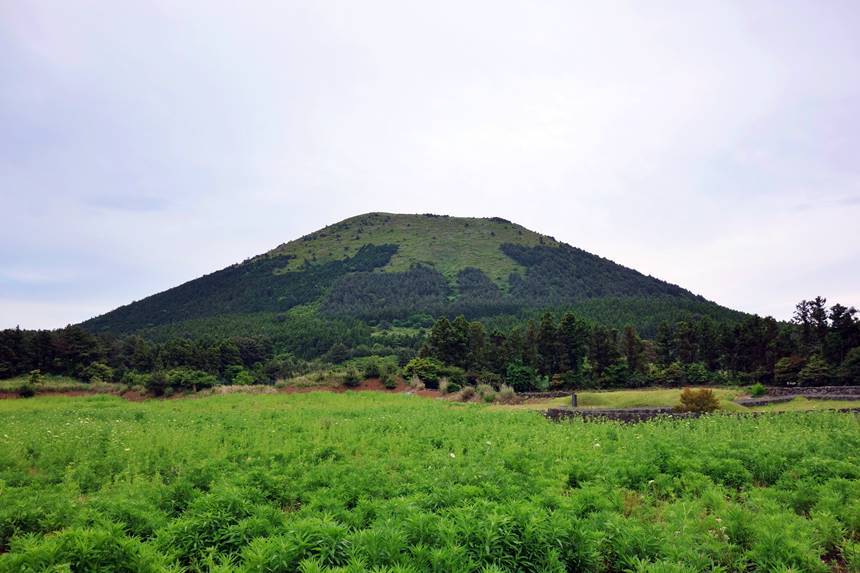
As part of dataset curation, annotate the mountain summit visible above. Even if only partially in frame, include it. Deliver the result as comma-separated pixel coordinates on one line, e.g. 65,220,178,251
82,213,741,337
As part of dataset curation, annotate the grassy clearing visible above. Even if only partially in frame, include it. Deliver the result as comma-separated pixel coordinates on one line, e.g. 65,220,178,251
509,387,743,411
511,387,860,414
0,375,123,394
0,393,858,572
266,212,560,286
751,396,860,412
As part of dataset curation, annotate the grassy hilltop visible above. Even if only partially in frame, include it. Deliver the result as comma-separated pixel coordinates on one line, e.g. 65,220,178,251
265,212,560,286
81,212,743,339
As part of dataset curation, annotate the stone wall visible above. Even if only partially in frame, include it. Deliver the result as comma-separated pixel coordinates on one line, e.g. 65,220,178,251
544,407,701,422
766,386,860,397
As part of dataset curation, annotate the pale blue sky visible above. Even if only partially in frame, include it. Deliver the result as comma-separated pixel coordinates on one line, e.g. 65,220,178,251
2,1,859,329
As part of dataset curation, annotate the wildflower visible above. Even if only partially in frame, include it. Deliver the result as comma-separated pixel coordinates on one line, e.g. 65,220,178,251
449,452,456,458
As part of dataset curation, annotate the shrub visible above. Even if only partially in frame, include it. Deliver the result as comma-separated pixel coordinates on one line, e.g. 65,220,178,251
685,362,711,384
169,368,219,391
17,382,36,398
477,371,502,387
438,378,450,394
496,384,516,404
476,383,494,396
382,373,398,390
438,365,466,386
343,368,361,388
459,386,476,401
28,369,44,386
409,375,425,391
232,369,255,386
145,368,217,395
676,388,720,413
659,361,686,386
363,358,382,379
749,382,766,397
505,361,537,392
84,361,114,384
403,357,444,389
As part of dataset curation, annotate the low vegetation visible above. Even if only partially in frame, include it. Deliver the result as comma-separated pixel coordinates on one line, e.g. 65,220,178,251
0,393,858,572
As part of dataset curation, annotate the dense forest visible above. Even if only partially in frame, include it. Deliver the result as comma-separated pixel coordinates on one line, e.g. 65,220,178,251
413,296,860,391
2,297,857,394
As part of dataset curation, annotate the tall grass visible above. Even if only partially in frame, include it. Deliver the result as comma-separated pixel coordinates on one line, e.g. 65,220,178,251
0,392,857,572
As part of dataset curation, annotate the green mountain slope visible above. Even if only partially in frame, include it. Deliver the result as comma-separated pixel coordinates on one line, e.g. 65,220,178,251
82,212,743,337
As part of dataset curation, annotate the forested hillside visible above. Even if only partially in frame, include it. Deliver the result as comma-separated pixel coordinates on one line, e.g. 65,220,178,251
81,212,742,339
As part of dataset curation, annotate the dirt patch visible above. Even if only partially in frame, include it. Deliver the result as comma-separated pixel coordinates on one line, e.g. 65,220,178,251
278,378,439,397
0,389,122,400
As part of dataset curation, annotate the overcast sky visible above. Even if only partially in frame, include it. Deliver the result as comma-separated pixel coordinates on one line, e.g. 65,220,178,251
2,1,859,329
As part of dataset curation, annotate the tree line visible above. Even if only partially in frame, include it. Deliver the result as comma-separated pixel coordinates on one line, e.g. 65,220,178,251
415,297,860,390
1,296,857,393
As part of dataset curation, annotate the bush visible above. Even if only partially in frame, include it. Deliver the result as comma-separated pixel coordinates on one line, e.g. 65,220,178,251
232,369,256,386
145,368,218,396
476,383,494,396
28,369,44,386
496,384,516,404
403,357,444,389
685,362,711,384
17,382,36,398
477,371,502,387
658,361,686,386
676,388,720,413
363,358,382,379
84,361,114,384
382,373,398,389
438,378,462,394
505,361,538,392
343,368,361,388
438,365,466,386
749,382,766,397
459,386,476,401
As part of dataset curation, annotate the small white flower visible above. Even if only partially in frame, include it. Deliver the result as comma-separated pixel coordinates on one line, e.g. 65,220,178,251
449,452,456,458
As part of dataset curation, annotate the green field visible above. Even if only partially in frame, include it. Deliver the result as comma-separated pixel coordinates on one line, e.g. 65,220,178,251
1,393,859,572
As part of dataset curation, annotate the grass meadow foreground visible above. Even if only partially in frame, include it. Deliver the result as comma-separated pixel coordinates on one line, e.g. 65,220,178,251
0,394,859,572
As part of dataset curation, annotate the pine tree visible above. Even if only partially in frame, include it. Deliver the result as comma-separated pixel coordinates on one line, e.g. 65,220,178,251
621,325,644,374
558,313,588,374
536,312,559,375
